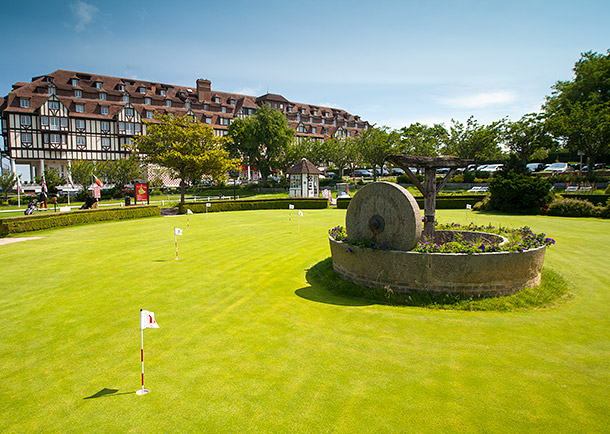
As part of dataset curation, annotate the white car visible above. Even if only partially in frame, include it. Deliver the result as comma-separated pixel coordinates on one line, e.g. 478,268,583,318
479,164,504,172
544,163,569,172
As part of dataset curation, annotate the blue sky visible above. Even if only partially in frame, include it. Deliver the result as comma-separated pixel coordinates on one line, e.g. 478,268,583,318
2,0,609,129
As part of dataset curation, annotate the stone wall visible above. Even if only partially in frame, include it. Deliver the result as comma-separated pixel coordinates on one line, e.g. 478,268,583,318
329,237,546,296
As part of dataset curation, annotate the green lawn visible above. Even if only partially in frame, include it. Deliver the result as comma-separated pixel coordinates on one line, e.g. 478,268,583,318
0,209,609,433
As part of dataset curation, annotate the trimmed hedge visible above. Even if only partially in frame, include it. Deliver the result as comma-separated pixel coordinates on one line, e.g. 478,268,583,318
180,198,328,214
547,198,609,218
0,205,160,237
337,195,483,210
559,193,610,206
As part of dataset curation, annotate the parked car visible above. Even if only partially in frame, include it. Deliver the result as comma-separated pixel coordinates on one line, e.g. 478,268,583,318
325,171,337,179
353,169,373,177
268,176,281,182
526,163,545,172
337,191,350,199
375,168,390,176
544,162,570,172
476,165,489,171
479,164,504,172
391,168,405,175
436,167,450,174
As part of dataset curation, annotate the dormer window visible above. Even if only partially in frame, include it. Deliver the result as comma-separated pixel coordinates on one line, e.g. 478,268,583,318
280,104,284,109
49,101,60,110
221,106,227,113
125,108,134,117
165,100,171,107
96,82,103,90
312,127,317,134
300,108,306,114
146,111,153,119
204,104,210,110
287,107,293,113
354,123,358,129
313,110,317,116
297,124,305,133
72,79,79,87
139,87,146,94
160,89,166,97
101,106,109,115
309,117,313,123
123,94,129,103
99,92,107,101
20,98,30,108
74,90,82,98
75,104,84,113
118,84,125,92
229,99,235,105
214,97,220,103
145,97,151,105
185,101,191,109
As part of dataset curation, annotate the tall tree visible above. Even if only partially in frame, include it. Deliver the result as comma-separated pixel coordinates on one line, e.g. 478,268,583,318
132,114,237,205
324,136,357,178
544,51,610,174
355,126,399,181
227,104,295,183
98,157,145,189
502,113,555,163
284,137,326,169
399,123,447,157
443,116,503,164
70,160,95,191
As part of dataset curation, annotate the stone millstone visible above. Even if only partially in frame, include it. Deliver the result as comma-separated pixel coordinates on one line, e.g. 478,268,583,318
345,182,422,251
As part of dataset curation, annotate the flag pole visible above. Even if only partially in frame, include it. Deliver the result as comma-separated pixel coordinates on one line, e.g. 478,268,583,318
136,309,149,395
175,229,179,260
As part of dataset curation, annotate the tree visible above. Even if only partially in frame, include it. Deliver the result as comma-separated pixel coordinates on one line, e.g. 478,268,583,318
284,137,326,169
399,123,448,157
70,160,95,191
443,116,503,164
227,104,295,183
0,171,17,200
324,136,358,178
502,113,555,164
35,168,65,195
98,157,144,189
544,50,610,174
132,114,237,205
355,126,400,181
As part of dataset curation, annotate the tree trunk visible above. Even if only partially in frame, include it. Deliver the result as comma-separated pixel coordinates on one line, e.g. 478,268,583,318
180,179,186,205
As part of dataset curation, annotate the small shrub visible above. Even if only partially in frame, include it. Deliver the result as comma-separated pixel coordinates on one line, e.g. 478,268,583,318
489,172,553,214
463,171,475,183
547,198,601,217
472,196,491,211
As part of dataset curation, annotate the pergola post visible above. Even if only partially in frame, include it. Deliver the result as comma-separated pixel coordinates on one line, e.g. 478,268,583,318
423,168,437,238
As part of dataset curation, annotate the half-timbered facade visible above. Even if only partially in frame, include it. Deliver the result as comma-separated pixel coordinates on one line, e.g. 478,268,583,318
0,70,370,181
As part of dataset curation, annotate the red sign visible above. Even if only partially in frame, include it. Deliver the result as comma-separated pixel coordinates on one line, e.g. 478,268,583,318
93,186,101,199
136,183,148,201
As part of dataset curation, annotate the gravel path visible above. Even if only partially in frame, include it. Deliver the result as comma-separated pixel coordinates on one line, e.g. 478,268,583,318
0,237,44,246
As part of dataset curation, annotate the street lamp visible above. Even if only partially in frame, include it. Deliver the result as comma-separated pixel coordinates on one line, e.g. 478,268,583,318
229,170,239,200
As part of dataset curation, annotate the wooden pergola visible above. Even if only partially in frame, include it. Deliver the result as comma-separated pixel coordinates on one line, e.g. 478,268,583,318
386,155,473,238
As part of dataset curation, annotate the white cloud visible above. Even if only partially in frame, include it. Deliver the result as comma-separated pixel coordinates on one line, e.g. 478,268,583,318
70,1,98,32
440,91,517,109
232,86,262,96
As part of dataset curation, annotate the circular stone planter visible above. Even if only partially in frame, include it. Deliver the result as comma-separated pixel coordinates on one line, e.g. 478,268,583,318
329,237,547,296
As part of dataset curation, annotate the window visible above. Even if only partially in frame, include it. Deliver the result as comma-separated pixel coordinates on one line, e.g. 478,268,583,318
123,94,129,103
221,106,227,113
75,90,82,98
229,99,235,105
50,134,61,144
166,100,171,107
49,86,56,95
77,136,86,147
145,97,151,105
297,125,305,133
220,118,229,126
101,106,109,115
273,103,278,109
214,97,220,103
135,123,141,133
300,108,306,114
20,115,31,126
287,107,293,113
72,79,79,87
22,132,33,144
126,123,135,135
118,84,125,91
205,117,211,124
140,87,146,94
101,121,110,131
48,101,59,110
119,122,125,132
322,119,326,125
61,118,68,127
280,104,284,109
160,89,166,97
267,102,271,108
76,119,85,130
125,108,134,117
185,101,191,109
313,110,317,115
20,98,30,108
309,117,313,123
75,104,84,113
354,123,358,129
102,137,110,149
312,127,316,134
96,82,103,90
146,111,153,119
204,104,210,110
41,116,49,126
99,92,106,101
50,117,60,130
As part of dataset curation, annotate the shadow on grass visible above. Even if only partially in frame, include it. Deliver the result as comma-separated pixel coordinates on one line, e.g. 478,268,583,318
303,257,573,312
83,388,136,399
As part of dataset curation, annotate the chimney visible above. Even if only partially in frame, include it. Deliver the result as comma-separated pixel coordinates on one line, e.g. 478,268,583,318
196,79,211,101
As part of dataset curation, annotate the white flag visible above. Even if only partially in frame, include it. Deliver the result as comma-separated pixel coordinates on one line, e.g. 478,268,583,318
289,204,294,210
466,204,472,209
174,227,183,236
186,209,193,215
140,310,159,330
206,202,211,208
298,210,303,216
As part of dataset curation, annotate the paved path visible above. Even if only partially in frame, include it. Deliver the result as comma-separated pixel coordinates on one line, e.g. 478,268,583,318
0,237,44,246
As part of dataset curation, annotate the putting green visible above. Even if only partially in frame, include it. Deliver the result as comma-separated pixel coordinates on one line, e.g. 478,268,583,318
0,209,608,433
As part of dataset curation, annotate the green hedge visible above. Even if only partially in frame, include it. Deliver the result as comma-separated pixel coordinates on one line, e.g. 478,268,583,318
337,196,483,210
0,205,160,237
180,198,328,214
559,193,610,206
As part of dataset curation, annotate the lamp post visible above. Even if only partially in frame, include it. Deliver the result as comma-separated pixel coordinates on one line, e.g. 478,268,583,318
229,170,239,200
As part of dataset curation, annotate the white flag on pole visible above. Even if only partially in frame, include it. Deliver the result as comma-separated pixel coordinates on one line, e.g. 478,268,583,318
140,310,160,330
174,227,183,236
289,204,294,210
298,210,303,216
466,204,472,210
186,209,193,215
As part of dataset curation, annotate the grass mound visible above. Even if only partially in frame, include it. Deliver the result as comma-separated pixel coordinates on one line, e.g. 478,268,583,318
307,257,573,311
